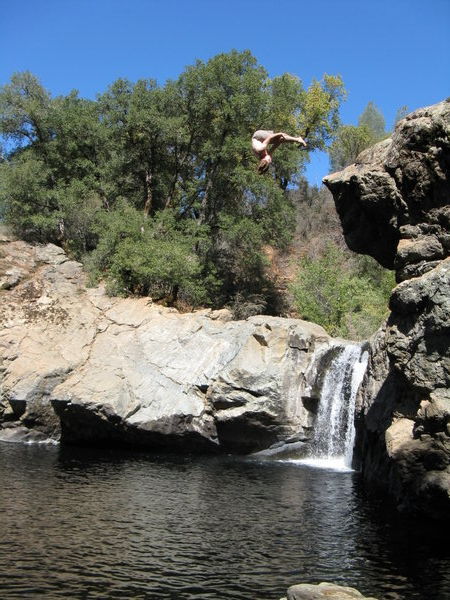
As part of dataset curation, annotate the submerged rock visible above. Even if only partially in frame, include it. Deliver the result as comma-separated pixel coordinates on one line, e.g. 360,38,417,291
280,582,378,600
325,100,450,520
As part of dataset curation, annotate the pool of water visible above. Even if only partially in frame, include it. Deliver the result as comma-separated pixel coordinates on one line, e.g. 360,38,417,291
0,443,448,600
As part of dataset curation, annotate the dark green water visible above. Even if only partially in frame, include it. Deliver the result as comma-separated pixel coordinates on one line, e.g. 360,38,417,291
0,443,448,600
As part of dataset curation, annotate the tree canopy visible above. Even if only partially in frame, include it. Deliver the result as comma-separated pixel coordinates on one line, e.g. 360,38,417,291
328,101,387,172
358,101,386,138
0,51,346,312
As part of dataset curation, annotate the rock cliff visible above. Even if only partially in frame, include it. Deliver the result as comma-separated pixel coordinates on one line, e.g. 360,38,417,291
0,234,330,453
324,100,450,519
325,100,450,281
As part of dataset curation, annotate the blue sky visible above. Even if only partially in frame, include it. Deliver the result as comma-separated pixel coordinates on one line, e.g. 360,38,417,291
2,0,449,185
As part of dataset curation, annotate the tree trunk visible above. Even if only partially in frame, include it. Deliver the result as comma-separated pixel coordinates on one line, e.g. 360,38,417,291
143,171,153,217
199,176,213,225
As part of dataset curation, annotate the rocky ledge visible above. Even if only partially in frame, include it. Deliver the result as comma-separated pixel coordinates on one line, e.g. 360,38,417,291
324,100,450,520
0,235,331,453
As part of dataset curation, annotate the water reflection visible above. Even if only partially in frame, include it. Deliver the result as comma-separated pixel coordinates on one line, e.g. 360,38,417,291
0,444,448,600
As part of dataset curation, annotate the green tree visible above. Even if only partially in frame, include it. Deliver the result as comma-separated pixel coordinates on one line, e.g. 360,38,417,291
0,155,58,241
86,203,213,304
328,101,387,172
298,75,346,149
269,73,345,188
0,52,346,311
328,124,376,171
358,101,386,139
0,71,53,148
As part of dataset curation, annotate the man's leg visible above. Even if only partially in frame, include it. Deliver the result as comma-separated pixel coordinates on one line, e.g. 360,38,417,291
263,132,307,150
261,132,285,149
274,132,307,146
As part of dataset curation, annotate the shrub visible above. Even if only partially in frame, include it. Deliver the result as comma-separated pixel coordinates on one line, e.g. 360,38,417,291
290,244,394,339
86,203,214,307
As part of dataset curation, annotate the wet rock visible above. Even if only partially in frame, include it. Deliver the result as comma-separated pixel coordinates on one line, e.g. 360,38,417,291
280,582,378,600
0,423,57,444
249,440,307,460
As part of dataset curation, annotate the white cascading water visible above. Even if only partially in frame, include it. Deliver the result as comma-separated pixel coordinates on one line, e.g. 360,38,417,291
299,344,369,472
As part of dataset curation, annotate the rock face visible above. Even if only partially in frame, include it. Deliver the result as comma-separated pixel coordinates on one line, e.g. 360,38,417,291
325,100,450,281
0,234,330,453
324,101,450,519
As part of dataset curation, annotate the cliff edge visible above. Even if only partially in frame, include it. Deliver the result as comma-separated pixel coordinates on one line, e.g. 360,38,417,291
324,100,450,519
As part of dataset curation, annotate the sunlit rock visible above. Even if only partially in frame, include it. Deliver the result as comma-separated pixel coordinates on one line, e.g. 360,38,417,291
325,101,450,519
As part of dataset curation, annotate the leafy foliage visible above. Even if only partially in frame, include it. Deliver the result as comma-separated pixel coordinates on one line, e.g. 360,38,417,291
86,204,215,304
0,51,345,312
328,124,377,172
0,71,53,146
0,155,57,241
357,101,386,138
290,243,395,340
286,183,395,339
328,101,388,172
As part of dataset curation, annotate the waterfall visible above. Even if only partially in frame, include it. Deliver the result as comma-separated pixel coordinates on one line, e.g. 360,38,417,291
300,343,368,471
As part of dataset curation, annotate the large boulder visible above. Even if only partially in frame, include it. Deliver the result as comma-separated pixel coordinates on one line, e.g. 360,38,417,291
0,235,330,453
280,582,378,600
324,101,450,519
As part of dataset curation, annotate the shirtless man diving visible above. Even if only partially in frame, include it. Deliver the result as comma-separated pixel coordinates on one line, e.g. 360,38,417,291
252,130,307,174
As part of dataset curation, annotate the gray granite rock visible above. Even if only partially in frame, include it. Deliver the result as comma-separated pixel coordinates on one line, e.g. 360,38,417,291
0,240,331,452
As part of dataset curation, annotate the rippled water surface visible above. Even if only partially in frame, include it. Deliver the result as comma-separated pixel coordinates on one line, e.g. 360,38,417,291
0,444,448,600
